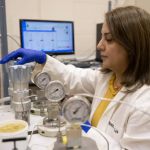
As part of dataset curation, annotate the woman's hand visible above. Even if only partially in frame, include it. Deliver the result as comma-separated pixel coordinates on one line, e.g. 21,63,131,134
0,48,47,65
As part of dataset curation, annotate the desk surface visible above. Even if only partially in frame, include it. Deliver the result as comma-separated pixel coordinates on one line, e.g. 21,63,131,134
0,105,56,150
0,105,105,150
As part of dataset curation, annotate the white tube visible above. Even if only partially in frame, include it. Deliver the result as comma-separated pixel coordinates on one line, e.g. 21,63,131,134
0,97,10,103
75,93,150,117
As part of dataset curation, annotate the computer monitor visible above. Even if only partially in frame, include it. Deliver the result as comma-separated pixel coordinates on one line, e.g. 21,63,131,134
19,19,75,55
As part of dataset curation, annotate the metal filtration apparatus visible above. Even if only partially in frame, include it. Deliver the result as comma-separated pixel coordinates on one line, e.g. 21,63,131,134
3,62,101,150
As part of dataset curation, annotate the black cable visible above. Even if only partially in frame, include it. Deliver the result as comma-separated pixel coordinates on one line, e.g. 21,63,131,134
7,35,21,47
52,55,57,58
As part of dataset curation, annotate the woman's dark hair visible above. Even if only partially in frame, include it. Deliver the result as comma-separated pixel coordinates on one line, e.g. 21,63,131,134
101,6,150,93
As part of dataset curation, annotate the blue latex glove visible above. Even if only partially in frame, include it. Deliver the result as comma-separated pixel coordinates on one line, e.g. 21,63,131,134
81,120,91,133
0,48,46,65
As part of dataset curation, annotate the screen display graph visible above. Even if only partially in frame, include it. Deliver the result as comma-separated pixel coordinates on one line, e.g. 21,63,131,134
20,19,75,55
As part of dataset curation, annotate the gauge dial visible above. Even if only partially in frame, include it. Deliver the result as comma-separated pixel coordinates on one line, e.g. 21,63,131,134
62,96,91,124
45,80,65,102
34,72,51,89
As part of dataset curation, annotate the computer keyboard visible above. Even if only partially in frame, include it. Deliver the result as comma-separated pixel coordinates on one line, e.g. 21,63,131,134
68,61,91,68
62,59,101,68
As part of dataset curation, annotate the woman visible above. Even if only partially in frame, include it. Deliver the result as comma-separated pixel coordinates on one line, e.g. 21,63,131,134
1,6,150,150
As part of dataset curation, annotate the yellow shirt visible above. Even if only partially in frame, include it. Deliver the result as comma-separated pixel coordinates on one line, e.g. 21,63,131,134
91,74,122,127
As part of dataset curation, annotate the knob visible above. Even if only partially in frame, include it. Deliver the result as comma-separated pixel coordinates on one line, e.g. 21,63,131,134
8,65,33,83
5,59,20,73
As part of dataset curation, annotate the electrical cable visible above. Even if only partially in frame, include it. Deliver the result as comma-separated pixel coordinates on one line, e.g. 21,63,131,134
28,125,38,145
7,34,20,38
73,93,150,150
75,93,150,117
7,35,21,47
28,92,146,150
57,124,109,150
59,47,96,63
5,34,95,62
80,123,109,150
0,97,10,103
28,125,43,145
52,55,57,58
28,123,109,150
27,146,32,150
62,124,109,150
30,144,47,149
21,95,37,113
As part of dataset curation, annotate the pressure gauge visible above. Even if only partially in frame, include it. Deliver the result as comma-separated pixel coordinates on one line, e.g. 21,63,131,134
34,72,51,89
62,96,91,124
45,80,66,102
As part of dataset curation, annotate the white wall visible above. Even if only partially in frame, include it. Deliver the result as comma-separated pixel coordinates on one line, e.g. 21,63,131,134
135,0,150,13
5,0,113,59
0,0,143,98
5,0,139,59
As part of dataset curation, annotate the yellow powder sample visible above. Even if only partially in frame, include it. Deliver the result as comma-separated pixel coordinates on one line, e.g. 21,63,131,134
0,123,25,133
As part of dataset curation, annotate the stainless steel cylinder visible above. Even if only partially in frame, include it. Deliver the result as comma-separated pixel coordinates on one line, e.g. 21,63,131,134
5,60,19,101
8,65,33,124
12,100,31,112
13,83,29,91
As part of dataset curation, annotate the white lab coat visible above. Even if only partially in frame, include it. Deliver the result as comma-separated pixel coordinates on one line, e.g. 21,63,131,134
31,55,150,150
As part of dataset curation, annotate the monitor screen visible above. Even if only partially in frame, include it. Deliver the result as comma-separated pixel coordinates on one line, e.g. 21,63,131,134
19,19,75,55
